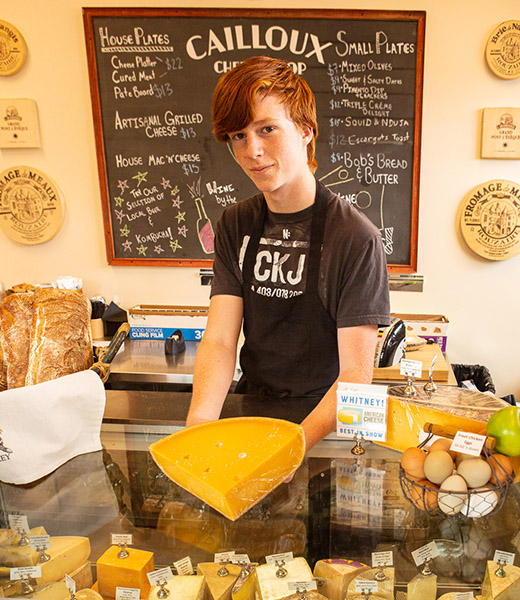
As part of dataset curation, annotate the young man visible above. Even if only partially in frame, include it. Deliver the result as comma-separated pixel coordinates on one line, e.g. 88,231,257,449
186,56,390,452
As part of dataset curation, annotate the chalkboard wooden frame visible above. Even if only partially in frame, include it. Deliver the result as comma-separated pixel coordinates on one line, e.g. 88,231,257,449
84,7,425,271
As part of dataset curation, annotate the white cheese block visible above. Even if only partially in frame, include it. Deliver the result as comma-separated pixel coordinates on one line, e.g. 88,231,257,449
407,572,437,600
148,575,205,600
255,557,313,600
481,561,520,599
197,562,241,600
313,559,369,600
38,536,91,585
345,567,394,599
0,526,48,567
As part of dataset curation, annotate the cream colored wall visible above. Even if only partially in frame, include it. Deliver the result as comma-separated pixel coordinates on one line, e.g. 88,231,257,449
1,0,519,400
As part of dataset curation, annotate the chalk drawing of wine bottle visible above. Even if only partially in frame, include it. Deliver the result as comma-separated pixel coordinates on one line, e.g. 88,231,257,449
187,177,214,254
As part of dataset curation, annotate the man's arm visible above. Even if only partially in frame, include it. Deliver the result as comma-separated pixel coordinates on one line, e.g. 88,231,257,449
299,323,378,452
185,294,243,427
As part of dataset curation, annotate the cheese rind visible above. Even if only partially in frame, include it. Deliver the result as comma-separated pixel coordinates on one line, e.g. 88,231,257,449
97,545,154,599
255,557,313,600
346,567,394,599
149,417,305,521
313,559,370,600
407,572,437,600
147,575,205,600
197,562,241,600
37,536,91,585
481,560,520,599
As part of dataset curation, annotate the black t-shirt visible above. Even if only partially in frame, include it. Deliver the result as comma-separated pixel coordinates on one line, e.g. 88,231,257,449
211,182,390,329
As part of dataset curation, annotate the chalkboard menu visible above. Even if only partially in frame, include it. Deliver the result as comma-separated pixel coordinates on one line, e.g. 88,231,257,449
84,8,425,271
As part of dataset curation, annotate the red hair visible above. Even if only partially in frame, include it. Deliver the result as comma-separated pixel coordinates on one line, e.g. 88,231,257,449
212,56,318,172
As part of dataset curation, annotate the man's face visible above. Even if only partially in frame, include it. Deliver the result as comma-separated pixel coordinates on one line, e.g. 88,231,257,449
228,93,312,201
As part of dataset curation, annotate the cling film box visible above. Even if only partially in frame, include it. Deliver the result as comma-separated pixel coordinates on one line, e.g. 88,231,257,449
128,305,208,341
392,313,449,351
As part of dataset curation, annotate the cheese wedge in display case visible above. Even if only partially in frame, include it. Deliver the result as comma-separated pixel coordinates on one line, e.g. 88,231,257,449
0,526,48,567
36,536,90,585
147,575,205,600
345,567,394,599
197,562,241,600
255,556,313,600
407,572,437,600
312,559,370,600
26,583,103,600
231,564,257,600
481,560,520,599
97,545,154,599
149,417,305,521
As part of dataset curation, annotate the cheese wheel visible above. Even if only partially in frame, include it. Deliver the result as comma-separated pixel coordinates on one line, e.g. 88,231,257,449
481,560,520,599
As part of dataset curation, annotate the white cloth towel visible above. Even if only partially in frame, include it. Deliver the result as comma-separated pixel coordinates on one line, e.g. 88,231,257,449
0,370,106,485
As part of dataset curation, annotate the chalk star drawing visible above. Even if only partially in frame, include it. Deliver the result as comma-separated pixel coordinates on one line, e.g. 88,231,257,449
154,245,165,254
115,209,124,224
175,211,186,224
169,239,182,253
120,224,130,237
161,177,171,190
132,171,148,186
117,179,129,194
122,240,133,252
137,244,148,256
171,195,183,209
114,196,124,207
178,225,188,237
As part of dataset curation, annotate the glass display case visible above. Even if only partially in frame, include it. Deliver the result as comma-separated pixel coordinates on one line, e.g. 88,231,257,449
1,391,519,598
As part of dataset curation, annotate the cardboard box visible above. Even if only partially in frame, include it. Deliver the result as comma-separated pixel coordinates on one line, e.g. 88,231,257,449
128,305,208,341
392,313,449,351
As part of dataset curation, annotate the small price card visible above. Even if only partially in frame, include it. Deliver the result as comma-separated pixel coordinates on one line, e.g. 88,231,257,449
494,550,515,565
372,551,393,567
336,382,388,442
10,566,42,580
411,541,439,567
148,567,174,585
400,359,422,378
112,533,133,546
115,587,140,600
215,551,235,563
266,552,294,564
453,593,474,600
65,574,76,595
450,431,486,457
8,515,29,535
30,535,50,550
231,554,250,564
287,581,317,592
354,580,379,593
173,556,193,575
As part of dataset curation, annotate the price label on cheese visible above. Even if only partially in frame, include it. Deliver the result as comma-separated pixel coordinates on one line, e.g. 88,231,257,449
400,359,422,378
411,541,439,566
266,552,294,564
231,554,250,564
115,587,140,600
65,574,76,594
10,566,42,580
450,431,486,457
287,581,317,591
8,515,29,534
173,556,193,575
30,535,50,550
148,567,174,585
372,551,393,567
215,551,235,563
354,580,379,593
112,534,133,546
494,550,515,565
453,593,474,600
336,382,388,442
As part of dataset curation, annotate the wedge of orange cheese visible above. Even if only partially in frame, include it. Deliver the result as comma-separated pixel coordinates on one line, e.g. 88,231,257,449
149,417,305,521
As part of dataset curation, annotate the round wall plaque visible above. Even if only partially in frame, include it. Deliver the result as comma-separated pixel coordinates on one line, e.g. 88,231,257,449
460,179,520,261
485,20,520,80
0,166,65,245
0,20,28,76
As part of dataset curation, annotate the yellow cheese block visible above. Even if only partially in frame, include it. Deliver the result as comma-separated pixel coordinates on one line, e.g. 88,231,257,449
97,545,154,599
481,561,520,599
231,566,256,600
28,583,103,600
38,536,91,585
149,417,305,521
346,567,394,599
197,562,241,600
255,557,313,600
313,559,370,600
407,572,437,600
0,526,48,567
147,575,205,600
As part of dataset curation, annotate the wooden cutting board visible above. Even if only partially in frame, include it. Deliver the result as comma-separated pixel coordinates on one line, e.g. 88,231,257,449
373,343,449,382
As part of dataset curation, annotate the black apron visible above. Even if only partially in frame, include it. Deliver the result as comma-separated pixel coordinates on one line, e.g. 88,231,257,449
236,187,339,399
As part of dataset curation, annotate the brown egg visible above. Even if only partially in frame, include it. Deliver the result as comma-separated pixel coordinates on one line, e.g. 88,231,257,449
424,450,455,484
410,479,439,512
488,453,514,485
429,437,457,459
401,447,428,480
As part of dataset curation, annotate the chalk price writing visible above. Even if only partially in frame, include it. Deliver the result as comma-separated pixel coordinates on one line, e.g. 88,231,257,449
152,82,173,99
157,55,183,74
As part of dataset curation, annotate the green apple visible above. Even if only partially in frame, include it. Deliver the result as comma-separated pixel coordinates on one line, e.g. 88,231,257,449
486,406,520,456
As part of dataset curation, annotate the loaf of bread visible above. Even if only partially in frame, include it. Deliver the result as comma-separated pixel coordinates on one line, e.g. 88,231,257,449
25,288,93,386
0,292,34,389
